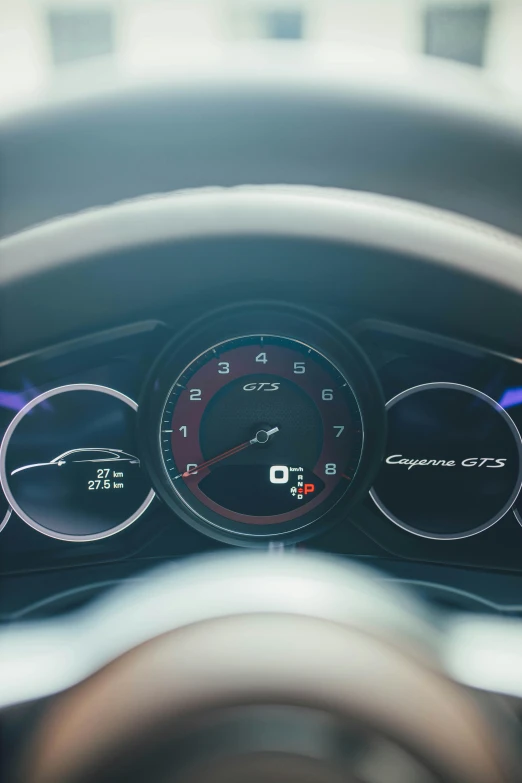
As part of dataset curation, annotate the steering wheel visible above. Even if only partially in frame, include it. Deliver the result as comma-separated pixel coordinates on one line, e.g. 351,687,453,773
1,551,521,782
1,62,522,782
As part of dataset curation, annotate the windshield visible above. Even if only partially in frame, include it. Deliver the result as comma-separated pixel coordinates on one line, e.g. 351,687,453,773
1,0,521,110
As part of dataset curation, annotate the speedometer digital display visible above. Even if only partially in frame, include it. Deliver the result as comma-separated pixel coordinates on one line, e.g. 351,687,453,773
159,335,363,538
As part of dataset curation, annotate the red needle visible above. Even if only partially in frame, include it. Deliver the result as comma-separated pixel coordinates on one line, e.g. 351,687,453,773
179,426,279,478
181,440,251,477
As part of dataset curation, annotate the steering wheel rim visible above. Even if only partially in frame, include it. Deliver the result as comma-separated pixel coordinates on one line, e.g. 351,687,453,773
1,186,522,364
9,552,515,783
2,53,522,239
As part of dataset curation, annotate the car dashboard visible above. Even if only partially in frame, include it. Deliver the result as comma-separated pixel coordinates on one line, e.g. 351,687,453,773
1,301,522,621
3,62,522,783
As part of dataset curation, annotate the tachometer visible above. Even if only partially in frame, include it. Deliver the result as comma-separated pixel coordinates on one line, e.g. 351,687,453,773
140,308,385,544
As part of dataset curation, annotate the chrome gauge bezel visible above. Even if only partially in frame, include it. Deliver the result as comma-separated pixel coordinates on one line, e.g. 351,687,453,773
370,382,522,541
0,384,155,542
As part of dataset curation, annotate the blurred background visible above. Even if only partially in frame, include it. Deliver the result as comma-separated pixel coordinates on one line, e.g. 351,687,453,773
1,0,521,110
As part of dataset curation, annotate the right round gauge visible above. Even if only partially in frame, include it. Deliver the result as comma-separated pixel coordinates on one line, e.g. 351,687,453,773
370,382,522,539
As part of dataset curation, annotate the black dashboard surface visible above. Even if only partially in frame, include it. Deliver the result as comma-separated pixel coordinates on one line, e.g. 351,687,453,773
1,304,522,620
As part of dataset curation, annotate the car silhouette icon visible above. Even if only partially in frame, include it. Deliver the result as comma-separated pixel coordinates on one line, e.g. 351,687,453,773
11,448,140,476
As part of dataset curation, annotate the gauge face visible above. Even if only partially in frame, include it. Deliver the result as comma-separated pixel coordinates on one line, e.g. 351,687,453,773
158,335,364,537
370,383,522,539
0,385,154,542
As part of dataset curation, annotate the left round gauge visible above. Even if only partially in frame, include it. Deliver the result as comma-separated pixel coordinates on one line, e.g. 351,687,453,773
0,385,154,541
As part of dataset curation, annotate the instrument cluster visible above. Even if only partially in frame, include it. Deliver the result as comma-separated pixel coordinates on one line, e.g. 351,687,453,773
0,305,522,579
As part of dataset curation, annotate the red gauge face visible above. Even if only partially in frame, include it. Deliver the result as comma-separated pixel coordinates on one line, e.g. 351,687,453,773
159,335,364,538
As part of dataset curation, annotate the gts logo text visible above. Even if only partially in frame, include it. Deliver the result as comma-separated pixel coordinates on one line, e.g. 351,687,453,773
243,383,280,392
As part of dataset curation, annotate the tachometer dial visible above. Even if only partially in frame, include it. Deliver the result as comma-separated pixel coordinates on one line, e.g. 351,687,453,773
141,309,385,545
162,334,362,535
